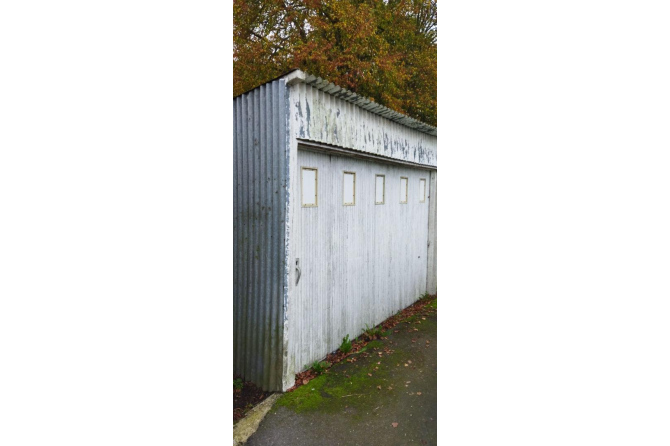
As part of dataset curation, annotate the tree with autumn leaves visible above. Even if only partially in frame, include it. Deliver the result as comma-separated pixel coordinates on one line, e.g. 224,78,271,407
233,0,437,127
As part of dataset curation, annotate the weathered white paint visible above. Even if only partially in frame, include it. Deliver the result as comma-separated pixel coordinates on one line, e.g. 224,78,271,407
234,70,437,391
286,149,432,377
281,74,438,390
284,69,437,136
426,171,438,294
287,81,437,167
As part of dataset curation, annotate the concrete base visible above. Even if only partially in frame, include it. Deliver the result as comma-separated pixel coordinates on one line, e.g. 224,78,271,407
233,393,281,445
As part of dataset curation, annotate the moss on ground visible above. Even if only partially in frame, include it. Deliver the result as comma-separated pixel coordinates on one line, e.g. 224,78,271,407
366,340,383,349
276,294,438,418
275,358,391,417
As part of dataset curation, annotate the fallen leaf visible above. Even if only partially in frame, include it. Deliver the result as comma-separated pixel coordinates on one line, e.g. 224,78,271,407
417,392,422,395
406,381,411,383
387,386,393,390
368,373,372,377
404,363,408,367
377,386,382,390
392,422,399,428
377,362,381,365
302,379,309,385
408,360,412,364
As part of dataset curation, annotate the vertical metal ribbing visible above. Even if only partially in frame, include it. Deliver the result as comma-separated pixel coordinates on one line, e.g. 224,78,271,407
261,84,273,382
257,85,267,386
248,89,257,383
238,93,247,375
270,78,285,388
267,82,277,388
233,80,288,391
279,79,289,389
238,101,245,374
242,93,252,380
238,97,245,373
250,89,260,383
254,85,264,386
244,94,257,381
260,83,271,388
233,100,239,372
245,92,254,380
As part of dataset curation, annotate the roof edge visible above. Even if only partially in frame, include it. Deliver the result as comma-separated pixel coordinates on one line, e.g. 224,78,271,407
234,69,437,137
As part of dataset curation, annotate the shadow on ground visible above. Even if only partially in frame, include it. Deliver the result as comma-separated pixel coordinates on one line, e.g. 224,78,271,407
247,298,437,446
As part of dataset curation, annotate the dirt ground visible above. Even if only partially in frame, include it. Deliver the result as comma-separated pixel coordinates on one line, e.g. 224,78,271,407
246,297,437,445
234,378,272,423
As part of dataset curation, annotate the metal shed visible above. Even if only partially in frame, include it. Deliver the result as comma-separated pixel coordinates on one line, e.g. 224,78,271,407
233,70,437,391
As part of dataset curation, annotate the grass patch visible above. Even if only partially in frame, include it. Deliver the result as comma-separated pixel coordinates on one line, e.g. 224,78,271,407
339,335,352,354
309,360,331,375
363,324,384,341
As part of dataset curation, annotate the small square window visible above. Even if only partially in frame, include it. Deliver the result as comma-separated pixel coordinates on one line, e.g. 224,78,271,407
419,179,426,203
375,175,385,205
301,167,318,207
343,171,356,206
400,177,408,204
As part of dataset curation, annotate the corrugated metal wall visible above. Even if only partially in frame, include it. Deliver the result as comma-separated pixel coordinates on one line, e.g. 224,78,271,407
233,79,289,391
233,73,437,391
286,148,432,378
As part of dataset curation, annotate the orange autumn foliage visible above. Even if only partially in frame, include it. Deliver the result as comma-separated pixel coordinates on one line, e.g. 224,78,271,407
234,0,437,126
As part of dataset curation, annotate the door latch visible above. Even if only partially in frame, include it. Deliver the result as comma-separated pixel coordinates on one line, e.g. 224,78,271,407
295,258,301,286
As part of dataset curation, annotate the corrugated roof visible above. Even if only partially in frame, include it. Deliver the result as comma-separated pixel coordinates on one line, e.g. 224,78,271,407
235,69,437,137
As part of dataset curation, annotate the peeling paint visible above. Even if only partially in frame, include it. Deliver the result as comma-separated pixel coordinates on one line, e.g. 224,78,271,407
234,73,437,393
290,84,436,167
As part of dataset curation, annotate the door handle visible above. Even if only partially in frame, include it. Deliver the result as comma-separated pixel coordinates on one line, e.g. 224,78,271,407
295,258,301,286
